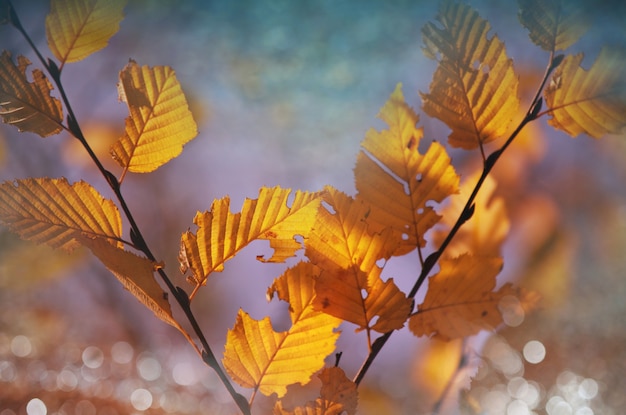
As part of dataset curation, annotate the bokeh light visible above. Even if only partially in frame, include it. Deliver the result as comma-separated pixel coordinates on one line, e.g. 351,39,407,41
523,340,546,364
25,398,46,415
130,388,153,411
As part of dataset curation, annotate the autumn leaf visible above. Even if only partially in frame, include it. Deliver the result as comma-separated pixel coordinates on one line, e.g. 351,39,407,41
518,0,589,52
110,60,198,180
274,367,358,415
223,262,340,398
180,186,321,294
0,178,122,252
421,1,520,149
306,188,412,337
79,236,186,333
544,48,626,138
0,51,63,137
355,83,459,255
46,0,126,66
409,254,537,340
432,173,509,258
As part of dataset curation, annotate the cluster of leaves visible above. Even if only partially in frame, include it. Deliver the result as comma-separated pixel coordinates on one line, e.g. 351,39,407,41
0,0,624,413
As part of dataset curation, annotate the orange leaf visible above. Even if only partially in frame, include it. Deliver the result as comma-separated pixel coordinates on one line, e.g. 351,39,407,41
545,48,626,138
518,0,589,52
274,367,358,415
111,60,198,179
79,236,185,333
180,186,321,290
0,178,122,252
355,84,459,255
410,254,515,340
223,262,340,398
306,188,412,336
0,51,63,137
421,2,520,149
46,0,126,65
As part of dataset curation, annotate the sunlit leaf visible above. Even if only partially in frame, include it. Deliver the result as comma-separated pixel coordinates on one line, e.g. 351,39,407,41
274,367,358,415
80,236,185,332
355,84,459,255
518,0,589,52
432,173,509,258
0,51,63,137
409,254,537,340
111,60,198,179
0,177,122,252
46,0,126,65
180,186,321,292
224,262,340,398
306,188,412,336
421,1,520,149
545,48,626,138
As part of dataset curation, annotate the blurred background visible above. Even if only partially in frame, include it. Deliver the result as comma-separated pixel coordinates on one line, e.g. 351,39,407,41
1,0,625,414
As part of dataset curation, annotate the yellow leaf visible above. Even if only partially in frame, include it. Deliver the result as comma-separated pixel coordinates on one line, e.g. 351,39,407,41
545,48,626,138
518,0,589,52
274,367,358,415
355,84,459,254
110,60,198,179
421,1,520,149
432,173,509,258
180,186,321,291
409,254,536,340
306,188,412,335
0,178,122,252
79,236,185,332
0,51,63,137
224,262,340,398
46,0,126,65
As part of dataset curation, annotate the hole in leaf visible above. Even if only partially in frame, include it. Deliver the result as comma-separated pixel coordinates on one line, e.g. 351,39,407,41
369,315,380,328
321,200,336,214
401,233,409,241
361,288,368,299
376,258,386,268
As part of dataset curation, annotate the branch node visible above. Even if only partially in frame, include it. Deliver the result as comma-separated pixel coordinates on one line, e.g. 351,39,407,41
461,203,476,223
334,352,343,367
175,286,190,308
530,97,543,120
423,251,439,272
551,54,565,72
47,58,61,81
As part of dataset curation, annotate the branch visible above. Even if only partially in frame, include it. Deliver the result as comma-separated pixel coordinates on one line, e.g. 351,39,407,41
7,3,250,414
353,52,560,386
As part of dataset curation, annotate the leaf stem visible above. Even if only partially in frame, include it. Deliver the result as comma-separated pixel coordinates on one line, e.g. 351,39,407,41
7,3,250,414
353,52,560,387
